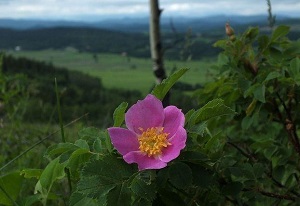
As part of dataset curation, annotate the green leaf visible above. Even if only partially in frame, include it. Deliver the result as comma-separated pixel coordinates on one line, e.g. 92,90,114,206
258,35,270,52
205,132,225,153
75,155,135,202
271,25,290,42
288,57,300,85
35,157,66,201
0,171,24,205
20,169,43,179
70,192,99,206
67,148,92,177
93,137,102,153
45,142,79,159
263,71,281,83
107,184,131,206
75,139,90,150
244,27,259,41
151,68,189,100
169,162,192,189
178,151,210,165
78,127,101,140
191,99,236,124
188,122,207,136
245,84,266,103
113,102,128,127
253,84,266,103
130,174,156,201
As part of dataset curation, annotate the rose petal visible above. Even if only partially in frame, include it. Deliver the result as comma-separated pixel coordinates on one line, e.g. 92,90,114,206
163,106,185,137
159,126,187,162
108,127,139,155
125,94,164,134
123,151,167,170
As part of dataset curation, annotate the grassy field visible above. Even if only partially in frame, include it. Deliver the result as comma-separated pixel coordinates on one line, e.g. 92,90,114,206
8,48,216,95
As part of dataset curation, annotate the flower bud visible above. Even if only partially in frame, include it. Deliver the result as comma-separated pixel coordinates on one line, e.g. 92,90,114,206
225,23,234,37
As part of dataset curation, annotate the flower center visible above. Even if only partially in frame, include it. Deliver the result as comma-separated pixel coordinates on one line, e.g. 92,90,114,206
138,127,171,157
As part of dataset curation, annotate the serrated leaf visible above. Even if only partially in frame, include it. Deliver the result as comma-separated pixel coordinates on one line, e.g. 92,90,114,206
0,171,24,205
78,127,101,140
130,174,156,201
188,122,207,136
191,99,236,123
67,148,92,177
113,102,128,127
205,132,225,153
271,25,290,42
76,155,135,200
169,162,192,189
93,137,102,153
106,184,131,206
75,139,90,150
132,198,152,206
151,68,188,100
69,192,99,206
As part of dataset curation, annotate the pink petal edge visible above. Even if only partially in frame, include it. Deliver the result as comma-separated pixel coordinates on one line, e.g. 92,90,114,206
159,126,187,163
107,127,139,156
125,94,164,134
163,105,185,137
123,151,167,171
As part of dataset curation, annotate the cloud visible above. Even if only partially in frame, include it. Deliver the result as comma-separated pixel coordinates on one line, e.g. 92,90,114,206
0,0,299,20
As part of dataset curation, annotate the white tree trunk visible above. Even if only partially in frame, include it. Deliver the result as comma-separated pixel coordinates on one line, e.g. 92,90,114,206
149,0,169,105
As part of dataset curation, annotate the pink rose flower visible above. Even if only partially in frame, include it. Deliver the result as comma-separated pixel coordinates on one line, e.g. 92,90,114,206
108,94,187,171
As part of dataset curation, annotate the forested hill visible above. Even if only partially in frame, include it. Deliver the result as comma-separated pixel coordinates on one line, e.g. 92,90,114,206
0,16,299,60
0,26,221,59
0,27,150,57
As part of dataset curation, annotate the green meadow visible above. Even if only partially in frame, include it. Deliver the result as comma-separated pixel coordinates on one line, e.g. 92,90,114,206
9,49,216,94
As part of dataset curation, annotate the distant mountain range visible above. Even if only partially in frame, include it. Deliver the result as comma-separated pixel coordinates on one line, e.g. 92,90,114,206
0,15,299,33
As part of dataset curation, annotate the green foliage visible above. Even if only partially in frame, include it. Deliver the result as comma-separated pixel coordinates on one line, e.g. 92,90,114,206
2,21,300,206
194,24,300,204
151,68,188,100
113,102,128,127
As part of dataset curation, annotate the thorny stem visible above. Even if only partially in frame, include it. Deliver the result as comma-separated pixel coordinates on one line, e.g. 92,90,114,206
274,92,300,156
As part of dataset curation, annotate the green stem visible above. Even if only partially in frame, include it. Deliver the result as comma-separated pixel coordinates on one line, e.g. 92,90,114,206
54,78,66,143
54,78,72,193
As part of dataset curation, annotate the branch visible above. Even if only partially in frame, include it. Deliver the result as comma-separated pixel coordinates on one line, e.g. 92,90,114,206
273,94,300,156
258,188,296,201
227,139,257,162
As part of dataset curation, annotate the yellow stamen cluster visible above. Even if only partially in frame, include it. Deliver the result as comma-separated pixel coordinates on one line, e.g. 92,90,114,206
138,127,171,157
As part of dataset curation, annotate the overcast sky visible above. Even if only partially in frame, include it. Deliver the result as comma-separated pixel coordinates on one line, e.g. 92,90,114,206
0,0,299,21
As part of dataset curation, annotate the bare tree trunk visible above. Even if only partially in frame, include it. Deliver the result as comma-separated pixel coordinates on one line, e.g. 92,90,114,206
149,0,169,106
